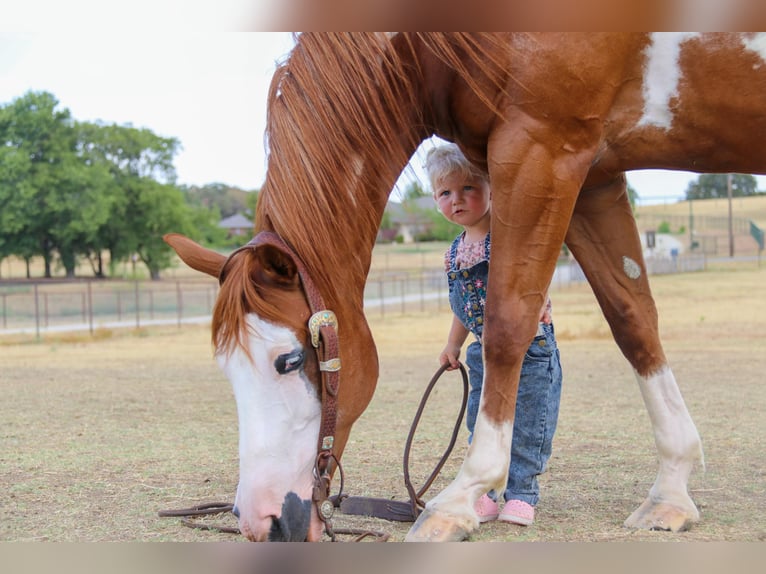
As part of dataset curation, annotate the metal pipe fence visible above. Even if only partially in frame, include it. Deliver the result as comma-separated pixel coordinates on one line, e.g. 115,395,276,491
0,255,706,338
0,279,219,338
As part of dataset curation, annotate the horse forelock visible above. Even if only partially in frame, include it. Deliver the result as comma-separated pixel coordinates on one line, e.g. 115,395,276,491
212,250,309,360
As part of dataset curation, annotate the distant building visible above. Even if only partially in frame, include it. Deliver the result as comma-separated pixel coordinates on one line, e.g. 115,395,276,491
382,197,435,243
218,213,253,237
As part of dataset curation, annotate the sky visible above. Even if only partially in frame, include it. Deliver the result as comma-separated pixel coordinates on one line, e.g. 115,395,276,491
1,32,764,206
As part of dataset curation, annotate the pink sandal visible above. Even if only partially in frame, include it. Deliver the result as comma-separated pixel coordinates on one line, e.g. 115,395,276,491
474,493,499,523
499,499,535,526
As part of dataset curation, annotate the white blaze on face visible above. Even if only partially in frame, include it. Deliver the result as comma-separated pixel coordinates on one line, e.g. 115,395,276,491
216,314,321,530
638,32,700,130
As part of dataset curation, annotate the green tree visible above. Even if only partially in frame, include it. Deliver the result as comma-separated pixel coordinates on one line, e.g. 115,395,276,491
181,183,255,218
0,91,114,278
685,173,758,200
401,180,427,200
180,182,257,248
76,121,184,277
0,92,224,280
0,141,38,277
130,178,198,280
421,208,462,241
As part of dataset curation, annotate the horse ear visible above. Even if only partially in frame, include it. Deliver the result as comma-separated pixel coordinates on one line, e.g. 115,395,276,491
163,233,226,279
252,244,301,288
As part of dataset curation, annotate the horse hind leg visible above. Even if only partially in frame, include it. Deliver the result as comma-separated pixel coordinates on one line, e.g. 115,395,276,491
566,175,703,532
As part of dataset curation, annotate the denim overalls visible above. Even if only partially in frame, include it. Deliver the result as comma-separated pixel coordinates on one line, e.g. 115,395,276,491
446,232,563,505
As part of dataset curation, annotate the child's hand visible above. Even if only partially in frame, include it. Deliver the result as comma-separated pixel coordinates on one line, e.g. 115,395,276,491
439,344,461,370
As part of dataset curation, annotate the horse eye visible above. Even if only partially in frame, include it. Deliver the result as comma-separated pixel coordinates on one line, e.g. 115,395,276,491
274,350,305,375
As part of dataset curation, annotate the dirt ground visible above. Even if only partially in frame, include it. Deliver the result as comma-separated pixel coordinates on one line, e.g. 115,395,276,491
1,265,764,542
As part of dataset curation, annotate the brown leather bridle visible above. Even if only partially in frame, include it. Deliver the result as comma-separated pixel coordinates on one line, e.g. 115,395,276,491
220,231,343,540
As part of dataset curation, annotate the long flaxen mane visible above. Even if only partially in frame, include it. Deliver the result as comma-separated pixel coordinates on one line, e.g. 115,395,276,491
215,33,510,355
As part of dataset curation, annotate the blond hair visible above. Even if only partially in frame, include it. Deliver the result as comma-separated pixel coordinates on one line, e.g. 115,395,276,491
424,143,488,194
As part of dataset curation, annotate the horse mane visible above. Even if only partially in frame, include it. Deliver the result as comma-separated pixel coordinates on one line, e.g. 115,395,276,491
255,33,424,299
217,33,512,354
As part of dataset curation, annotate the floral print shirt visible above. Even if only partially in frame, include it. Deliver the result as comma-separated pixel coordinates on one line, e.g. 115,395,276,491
444,232,553,329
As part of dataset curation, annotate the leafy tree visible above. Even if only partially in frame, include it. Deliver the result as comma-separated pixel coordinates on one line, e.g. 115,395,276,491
401,180,428,200
0,91,112,277
0,134,37,276
130,179,197,280
76,121,181,277
181,183,255,218
419,208,462,241
685,173,758,200
0,92,238,280
47,154,115,277
77,121,179,183
245,188,260,216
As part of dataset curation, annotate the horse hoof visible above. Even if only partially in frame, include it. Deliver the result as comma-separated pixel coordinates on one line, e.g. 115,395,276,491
624,497,699,532
404,507,475,542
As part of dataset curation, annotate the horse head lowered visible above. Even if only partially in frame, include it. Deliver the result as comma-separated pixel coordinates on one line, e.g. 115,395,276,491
164,231,377,541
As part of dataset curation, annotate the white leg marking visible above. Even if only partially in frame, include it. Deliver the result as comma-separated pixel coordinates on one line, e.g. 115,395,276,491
426,395,512,518
635,366,703,506
638,32,700,129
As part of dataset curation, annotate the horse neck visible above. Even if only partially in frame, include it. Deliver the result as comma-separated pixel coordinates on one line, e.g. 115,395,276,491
256,33,430,318
258,139,421,319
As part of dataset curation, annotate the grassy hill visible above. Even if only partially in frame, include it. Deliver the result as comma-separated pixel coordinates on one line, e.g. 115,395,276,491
635,195,766,230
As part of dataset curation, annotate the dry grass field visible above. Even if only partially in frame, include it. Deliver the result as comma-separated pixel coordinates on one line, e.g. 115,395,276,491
1,263,764,542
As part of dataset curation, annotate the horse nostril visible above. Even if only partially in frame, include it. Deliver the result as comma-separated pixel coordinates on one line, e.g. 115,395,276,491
231,505,240,519
268,493,312,541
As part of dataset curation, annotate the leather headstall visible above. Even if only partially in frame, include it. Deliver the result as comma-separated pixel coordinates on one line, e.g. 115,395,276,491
219,231,342,536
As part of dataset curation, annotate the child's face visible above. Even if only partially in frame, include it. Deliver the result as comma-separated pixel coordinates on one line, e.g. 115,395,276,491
433,172,491,228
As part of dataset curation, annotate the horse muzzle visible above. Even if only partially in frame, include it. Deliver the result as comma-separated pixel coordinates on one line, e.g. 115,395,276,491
235,491,323,542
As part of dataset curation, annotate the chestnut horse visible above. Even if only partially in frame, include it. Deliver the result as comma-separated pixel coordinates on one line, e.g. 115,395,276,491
165,33,766,541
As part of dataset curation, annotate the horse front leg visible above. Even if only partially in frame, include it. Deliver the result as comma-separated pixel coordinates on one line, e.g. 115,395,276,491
406,131,584,542
566,174,703,532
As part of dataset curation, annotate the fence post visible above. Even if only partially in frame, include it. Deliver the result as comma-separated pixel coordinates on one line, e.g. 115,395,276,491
379,279,385,318
176,280,183,328
134,280,140,329
419,272,424,312
400,277,406,315
87,281,94,335
34,283,40,340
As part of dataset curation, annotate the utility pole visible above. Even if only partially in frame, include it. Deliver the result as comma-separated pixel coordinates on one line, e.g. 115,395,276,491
727,173,734,258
